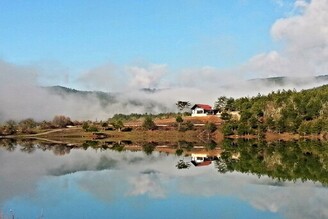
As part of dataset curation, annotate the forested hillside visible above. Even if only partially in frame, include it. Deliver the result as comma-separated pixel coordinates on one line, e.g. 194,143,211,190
219,85,328,136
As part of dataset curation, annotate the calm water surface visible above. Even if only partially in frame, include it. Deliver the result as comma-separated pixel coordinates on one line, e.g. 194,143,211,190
0,141,327,219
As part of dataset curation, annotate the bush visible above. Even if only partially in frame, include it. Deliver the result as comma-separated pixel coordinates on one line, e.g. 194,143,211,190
142,117,156,130
52,115,73,128
222,123,234,136
110,120,124,131
82,122,90,131
179,121,194,132
204,122,217,133
86,126,99,132
175,148,184,156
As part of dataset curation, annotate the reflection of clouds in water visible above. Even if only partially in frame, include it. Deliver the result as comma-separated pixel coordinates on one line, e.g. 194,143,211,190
1,147,328,219
178,172,328,219
127,173,166,198
77,170,123,203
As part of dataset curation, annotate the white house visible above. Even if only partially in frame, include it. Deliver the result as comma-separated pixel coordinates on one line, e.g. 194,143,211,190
191,104,213,117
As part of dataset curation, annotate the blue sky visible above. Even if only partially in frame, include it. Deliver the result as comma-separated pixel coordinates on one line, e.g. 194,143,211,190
0,1,295,82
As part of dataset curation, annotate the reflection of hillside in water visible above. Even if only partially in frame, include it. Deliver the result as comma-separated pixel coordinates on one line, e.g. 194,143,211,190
0,138,222,157
0,138,74,155
217,139,328,185
1,138,328,185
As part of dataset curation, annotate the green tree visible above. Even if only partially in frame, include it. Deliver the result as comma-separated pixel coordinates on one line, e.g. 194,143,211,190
3,120,17,135
142,142,156,155
176,101,191,112
176,160,191,169
101,122,108,128
205,140,217,150
18,118,37,134
216,157,228,173
176,115,183,131
215,96,228,112
111,120,124,131
175,148,184,156
204,122,217,133
237,123,249,135
82,122,90,131
221,112,232,121
52,115,72,128
142,116,156,130
222,123,235,136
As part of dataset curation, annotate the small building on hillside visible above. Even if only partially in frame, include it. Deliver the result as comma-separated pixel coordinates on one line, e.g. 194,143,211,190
191,104,215,117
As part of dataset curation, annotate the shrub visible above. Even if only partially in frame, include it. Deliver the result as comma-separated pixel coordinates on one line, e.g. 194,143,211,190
142,117,156,130
204,122,217,133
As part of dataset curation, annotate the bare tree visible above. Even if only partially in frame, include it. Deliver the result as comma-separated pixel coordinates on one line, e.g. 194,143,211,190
176,101,191,112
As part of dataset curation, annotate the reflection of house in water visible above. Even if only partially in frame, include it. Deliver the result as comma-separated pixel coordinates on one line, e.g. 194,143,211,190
191,153,218,167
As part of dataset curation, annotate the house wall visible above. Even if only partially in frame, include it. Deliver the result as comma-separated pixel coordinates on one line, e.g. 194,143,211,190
191,107,207,117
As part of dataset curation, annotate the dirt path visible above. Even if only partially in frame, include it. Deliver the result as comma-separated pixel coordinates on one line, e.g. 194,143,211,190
0,127,80,138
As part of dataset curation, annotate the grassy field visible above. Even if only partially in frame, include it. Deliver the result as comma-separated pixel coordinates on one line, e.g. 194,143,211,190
0,116,221,145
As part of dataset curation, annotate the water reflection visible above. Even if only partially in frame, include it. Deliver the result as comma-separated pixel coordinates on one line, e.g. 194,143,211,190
0,139,327,218
218,139,328,185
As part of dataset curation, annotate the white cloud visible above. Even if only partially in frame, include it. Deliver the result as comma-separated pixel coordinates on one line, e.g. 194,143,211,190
126,64,167,89
247,0,328,77
77,62,120,92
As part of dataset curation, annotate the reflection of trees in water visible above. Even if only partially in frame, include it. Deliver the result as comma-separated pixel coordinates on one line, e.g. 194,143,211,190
111,143,125,152
173,141,195,156
142,142,156,155
205,140,217,150
19,139,36,153
0,139,73,155
177,140,194,150
176,160,191,169
175,140,194,156
219,139,328,185
82,140,99,150
51,144,72,156
215,157,228,173
175,148,184,156
0,138,17,152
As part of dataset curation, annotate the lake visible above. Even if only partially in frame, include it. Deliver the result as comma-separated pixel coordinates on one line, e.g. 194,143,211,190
0,139,327,219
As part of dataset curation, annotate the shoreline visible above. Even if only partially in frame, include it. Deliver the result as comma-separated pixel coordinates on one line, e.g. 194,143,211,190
1,126,326,143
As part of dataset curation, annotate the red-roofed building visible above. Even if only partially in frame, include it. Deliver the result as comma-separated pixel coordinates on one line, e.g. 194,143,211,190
191,104,216,117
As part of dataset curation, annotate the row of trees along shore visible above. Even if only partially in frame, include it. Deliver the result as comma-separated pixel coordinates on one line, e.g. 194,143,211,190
0,116,74,135
218,84,328,136
0,112,202,136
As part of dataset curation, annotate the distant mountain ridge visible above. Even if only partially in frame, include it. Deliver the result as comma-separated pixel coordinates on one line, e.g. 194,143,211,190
248,75,328,86
46,75,328,96
44,85,170,113
43,74,328,116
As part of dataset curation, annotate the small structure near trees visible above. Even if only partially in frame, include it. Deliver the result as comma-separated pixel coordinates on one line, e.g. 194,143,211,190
191,104,217,117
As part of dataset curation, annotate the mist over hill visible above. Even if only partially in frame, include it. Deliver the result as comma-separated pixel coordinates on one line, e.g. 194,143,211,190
1,73,328,123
